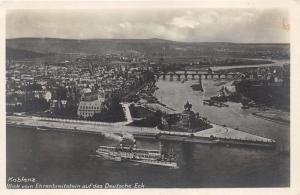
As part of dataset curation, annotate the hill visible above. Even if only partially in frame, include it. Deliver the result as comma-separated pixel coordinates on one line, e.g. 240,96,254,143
6,38,176,55
6,47,53,60
6,37,290,60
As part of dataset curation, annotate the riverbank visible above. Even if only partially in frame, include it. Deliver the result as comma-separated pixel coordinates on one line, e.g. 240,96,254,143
252,111,289,125
6,115,276,148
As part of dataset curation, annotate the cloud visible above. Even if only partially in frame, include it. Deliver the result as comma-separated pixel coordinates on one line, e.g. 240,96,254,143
170,11,200,28
6,9,289,43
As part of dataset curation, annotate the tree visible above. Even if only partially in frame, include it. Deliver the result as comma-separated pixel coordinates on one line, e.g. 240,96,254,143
56,87,67,100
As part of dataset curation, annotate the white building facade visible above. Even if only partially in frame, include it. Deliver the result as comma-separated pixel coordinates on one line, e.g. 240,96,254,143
77,99,104,118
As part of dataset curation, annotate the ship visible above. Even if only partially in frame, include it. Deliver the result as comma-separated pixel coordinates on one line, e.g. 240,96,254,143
190,80,203,91
96,135,178,168
36,126,51,131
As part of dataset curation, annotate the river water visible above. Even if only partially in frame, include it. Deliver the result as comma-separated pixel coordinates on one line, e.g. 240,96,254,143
6,79,289,188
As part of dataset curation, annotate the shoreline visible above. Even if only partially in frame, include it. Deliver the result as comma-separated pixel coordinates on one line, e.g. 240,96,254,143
252,112,289,125
6,115,276,148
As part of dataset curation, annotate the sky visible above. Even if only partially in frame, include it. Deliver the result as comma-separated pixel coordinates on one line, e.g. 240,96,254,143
6,9,289,43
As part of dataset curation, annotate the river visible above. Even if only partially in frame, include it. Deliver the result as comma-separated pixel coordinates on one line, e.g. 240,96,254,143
6,79,289,188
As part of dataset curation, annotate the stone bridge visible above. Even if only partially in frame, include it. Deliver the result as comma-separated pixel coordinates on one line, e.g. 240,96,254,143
156,70,237,81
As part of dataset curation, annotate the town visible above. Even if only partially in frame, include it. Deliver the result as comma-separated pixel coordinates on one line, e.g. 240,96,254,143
6,46,290,125
6,54,159,122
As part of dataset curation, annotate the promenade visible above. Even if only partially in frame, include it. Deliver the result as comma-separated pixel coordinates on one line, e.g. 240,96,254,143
6,115,159,135
120,103,133,123
7,115,275,146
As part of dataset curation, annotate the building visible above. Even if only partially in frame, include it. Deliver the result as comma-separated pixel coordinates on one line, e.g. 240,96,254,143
77,99,104,118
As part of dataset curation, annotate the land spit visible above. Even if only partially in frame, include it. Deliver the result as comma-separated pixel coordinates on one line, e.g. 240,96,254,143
7,115,276,148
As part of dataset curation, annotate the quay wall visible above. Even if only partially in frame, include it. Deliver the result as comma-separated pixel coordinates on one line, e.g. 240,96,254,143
6,115,275,147
6,115,159,135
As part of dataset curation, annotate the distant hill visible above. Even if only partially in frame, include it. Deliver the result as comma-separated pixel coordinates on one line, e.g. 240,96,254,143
6,37,290,59
6,37,177,55
6,47,53,60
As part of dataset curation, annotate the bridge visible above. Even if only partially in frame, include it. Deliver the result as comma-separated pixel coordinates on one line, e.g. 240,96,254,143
156,70,237,81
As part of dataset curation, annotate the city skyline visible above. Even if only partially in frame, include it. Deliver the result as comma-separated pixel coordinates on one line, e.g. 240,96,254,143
6,8,289,43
